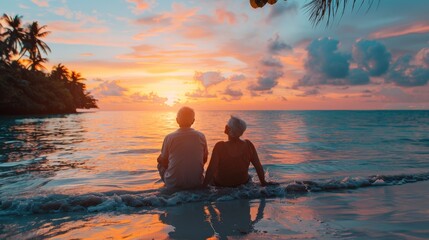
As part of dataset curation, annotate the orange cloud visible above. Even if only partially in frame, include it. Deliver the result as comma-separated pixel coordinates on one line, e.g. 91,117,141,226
46,36,122,47
370,21,429,39
215,9,237,25
127,0,152,14
134,3,198,39
31,0,49,7
48,21,108,34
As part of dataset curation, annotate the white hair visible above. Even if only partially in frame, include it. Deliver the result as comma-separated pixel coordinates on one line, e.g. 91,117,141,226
227,116,247,138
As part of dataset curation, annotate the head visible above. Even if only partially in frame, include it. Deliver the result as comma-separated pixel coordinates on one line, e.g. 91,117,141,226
225,116,247,138
176,106,195,128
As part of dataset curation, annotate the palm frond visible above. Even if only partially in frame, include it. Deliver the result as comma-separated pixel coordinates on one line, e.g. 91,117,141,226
304,0,378,26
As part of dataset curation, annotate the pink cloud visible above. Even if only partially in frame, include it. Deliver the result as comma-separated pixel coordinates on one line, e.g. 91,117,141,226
31,0,49,7
134,3,198,39
46,36,122,47
370,21,429,39
130,92,167,104
54,7,73,19
215,9,237,25
47,21,108,33
127,0,151,14
80,53,94,57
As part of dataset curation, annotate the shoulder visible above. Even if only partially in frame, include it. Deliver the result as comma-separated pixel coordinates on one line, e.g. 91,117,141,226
164,130,181,141
244,139,254,146
193,129,207,139
165,131,177,138
244,139,256,150
213,141,225,150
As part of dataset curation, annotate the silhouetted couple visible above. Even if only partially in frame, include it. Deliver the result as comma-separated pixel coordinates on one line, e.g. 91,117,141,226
157,106,272,190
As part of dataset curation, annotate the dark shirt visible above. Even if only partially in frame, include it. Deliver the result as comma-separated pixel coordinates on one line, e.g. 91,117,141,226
213,140,252,187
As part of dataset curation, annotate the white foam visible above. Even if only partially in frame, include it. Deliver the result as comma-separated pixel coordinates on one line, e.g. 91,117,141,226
1,172,428,216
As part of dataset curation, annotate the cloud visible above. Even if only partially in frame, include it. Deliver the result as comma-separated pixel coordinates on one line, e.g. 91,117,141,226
268,34,292,55
260,56,283,68
54,7,73,19
386,53,429,87
215,9,237,25
348,68,371,85
369,21,429,39
353,39,391,77
31,0,49,7
307,38,350,79
130,92,167,104
247,34,288,92
134,3,198,39
297,88,320,97
248,69,283,91
80,52,94,57
47,21,108,34
136,14,172,25
229,74,246,81
266,2,298,22
185,89,217,99
414,48,429,68
222,86,243,101
127,0,152,14
295,38,373,87
194,71,226,87
92,80,128,97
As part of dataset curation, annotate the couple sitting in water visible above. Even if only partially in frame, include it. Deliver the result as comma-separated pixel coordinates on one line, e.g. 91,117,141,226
157,106,274,190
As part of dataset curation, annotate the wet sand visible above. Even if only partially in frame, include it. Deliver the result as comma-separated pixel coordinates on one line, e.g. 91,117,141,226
2,181,428,239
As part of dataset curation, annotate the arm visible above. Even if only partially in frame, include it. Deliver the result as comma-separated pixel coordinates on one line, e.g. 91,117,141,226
247,140,268,186
202,134,208,164
203,142,221,187
157,137,169,181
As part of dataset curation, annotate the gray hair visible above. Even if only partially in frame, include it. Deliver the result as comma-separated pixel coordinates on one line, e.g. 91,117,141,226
227,116,247,138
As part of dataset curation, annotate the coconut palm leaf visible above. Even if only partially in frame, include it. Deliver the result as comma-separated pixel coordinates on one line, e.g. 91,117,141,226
304,0,378,26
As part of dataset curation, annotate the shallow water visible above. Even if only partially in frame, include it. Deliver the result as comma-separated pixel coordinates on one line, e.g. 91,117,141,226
1,110,429,239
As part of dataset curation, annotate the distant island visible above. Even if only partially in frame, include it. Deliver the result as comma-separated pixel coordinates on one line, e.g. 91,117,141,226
0,14,98,115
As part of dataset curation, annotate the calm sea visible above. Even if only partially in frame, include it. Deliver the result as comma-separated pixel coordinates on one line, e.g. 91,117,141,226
1,110,429,239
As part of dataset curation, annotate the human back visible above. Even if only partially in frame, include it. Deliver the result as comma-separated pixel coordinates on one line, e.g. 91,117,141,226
158,107,208,190
203,116,270,188
212,139,252,187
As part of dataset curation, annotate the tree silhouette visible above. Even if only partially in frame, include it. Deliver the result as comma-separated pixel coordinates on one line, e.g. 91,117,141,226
0,13,98,114
25,56,48,71
50,63,70,83
250,0,378,26
0,14,25,62
22,21,51,70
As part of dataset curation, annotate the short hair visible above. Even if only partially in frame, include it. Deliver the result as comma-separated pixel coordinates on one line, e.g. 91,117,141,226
177,106,195,127
227,116,247,138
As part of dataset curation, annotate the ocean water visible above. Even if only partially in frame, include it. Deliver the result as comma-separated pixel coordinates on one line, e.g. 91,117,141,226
1,110,429,239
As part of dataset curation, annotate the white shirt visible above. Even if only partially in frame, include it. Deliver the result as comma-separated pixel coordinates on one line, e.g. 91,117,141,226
158,128,208,189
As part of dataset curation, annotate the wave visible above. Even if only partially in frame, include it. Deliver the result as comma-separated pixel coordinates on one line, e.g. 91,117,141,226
1,172,429,216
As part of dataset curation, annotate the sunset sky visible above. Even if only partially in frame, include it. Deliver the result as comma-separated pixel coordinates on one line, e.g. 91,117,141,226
2,0,429,110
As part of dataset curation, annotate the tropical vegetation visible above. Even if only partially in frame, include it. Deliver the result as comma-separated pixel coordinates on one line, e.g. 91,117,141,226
0,13,97,115
250,0,377,25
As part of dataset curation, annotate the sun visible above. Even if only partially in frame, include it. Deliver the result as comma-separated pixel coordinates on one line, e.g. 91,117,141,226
164,92,180,106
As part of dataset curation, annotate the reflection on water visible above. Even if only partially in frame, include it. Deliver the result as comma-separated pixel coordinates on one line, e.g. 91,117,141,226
1,110,429,197
159,199,265,239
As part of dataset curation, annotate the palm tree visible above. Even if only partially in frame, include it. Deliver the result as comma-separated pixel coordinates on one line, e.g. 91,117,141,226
70,71,85,85
26,56,48,71
51,63,69,83
250,0,378,26
0,14,25,61
22,21,51,70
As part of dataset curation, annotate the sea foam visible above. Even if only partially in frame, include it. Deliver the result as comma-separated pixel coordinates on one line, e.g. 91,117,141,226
1,172,428,216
